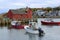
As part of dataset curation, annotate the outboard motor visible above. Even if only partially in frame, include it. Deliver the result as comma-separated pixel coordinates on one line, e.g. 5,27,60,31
38,28,45,37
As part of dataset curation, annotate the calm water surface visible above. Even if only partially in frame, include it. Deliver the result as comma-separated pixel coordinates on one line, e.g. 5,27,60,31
0,18,60,40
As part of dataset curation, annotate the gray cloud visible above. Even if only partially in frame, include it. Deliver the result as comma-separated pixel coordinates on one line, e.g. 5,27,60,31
0,0,60,13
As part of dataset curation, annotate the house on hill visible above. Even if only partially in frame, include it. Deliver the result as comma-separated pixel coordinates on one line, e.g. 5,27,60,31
7,7,32,21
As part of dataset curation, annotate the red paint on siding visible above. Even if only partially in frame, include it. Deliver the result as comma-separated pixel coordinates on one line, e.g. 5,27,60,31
7,8,32,20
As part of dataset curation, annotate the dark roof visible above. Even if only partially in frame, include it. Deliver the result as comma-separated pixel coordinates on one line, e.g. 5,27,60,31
11,8,27,14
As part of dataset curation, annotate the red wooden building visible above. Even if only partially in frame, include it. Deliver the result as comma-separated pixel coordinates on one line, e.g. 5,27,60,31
7,7,32,20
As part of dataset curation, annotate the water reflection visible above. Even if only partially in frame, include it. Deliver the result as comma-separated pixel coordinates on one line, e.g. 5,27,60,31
39,36,44,40
0,27,28,40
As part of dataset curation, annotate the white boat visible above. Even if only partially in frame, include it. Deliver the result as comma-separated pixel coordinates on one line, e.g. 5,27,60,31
11,21,21,26
24,21,41,35
24,20,45,35
10,21,24,29
11,21,17,25
24,25,39,34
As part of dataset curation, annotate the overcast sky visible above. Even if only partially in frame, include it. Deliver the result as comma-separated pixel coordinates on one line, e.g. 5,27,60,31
0,0,60,13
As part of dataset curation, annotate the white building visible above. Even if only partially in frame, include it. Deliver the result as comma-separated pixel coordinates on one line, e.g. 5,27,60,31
35,10,46,16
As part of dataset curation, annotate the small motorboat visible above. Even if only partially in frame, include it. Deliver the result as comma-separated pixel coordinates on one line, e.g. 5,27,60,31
41,19,60,25
24,21,45,36
9,21,24,29
24,25,39,34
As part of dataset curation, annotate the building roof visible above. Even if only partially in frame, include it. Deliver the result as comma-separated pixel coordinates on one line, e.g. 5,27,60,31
10,8,27,14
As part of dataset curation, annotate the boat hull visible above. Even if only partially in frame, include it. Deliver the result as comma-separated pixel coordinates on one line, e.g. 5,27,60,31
24,26,45,36
13,25,24,29
8,25,24,29
24,26,39,34
41,21,60,25
10,21,24,29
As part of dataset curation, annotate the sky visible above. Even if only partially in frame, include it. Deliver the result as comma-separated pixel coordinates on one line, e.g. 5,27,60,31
0,0,60,13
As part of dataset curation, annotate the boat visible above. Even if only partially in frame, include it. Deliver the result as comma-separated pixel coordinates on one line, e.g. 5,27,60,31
24,26,39,34
9,21,24,29
24,21,45,35
41,19,60,25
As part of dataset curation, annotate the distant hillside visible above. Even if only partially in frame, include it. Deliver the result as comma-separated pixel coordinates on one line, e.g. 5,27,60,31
2,6,60,18
0,14,4,19
0,12,7,18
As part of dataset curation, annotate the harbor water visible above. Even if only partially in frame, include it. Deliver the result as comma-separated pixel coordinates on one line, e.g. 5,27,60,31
0,18,60,40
